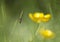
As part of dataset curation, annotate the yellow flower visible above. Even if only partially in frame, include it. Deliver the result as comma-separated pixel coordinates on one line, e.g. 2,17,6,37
39,28,55,39
29,12,44,23
29,12,51,23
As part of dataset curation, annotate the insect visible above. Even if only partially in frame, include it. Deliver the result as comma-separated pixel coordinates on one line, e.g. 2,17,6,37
19,10,23,23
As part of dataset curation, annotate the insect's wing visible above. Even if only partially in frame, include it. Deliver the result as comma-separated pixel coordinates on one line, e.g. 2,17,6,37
19,10,23,23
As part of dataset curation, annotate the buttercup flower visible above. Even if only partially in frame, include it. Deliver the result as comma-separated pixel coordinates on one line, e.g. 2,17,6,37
29,12,44,23
39,28,55,39
29,12,51,23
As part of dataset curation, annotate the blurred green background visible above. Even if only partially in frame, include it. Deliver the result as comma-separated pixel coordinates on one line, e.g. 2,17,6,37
0,0,60,42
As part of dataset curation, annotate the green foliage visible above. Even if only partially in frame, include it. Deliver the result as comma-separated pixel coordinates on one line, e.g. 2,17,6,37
0,0,60,42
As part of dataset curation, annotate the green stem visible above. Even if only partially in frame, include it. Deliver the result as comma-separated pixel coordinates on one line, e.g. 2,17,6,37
36,23,47,42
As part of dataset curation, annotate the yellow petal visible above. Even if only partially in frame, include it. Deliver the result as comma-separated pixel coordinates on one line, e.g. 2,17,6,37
29,13,40,23
33,13,40,19
42,14,51,22
44,14,51,19
33,12,44,19
29,13,34,20
39,13,44,19
39,29,55,39
42,18,49,22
